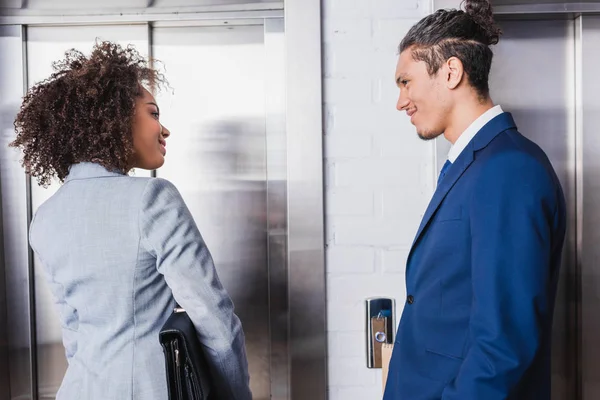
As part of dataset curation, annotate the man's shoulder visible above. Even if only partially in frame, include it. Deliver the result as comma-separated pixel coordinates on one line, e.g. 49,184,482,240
477,128,557,182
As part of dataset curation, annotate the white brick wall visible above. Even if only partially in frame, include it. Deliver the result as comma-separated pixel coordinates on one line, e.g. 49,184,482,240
322,0,435,398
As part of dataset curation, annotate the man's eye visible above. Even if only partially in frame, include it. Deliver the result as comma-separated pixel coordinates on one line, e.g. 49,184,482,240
401,80,409,86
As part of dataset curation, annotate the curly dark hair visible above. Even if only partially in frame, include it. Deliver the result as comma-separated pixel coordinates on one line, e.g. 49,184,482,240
10,40,166,187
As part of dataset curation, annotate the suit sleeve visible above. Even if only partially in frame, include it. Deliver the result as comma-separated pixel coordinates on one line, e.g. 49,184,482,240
441,155,559,399
138,178,252,400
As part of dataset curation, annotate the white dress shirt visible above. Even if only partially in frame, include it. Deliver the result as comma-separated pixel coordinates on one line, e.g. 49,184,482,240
447,105,504,163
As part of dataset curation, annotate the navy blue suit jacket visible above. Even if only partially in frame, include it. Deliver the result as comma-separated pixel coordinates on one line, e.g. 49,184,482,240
383,113,566,399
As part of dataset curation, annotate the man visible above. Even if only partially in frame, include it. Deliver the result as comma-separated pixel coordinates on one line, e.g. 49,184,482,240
384,2,567,399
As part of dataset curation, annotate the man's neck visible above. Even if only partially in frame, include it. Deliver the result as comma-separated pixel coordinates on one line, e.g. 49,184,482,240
443,97,495,145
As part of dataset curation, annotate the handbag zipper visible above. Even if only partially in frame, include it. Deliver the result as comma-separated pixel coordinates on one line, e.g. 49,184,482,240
173,341,183,398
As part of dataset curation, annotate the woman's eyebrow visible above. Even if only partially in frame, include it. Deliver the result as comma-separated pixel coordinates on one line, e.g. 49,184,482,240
146,102,160,113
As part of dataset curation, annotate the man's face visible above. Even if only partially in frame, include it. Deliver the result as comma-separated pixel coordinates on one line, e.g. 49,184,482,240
395,49,450,140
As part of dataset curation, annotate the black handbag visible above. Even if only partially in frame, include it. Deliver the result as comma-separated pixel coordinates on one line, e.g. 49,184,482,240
159,305,213,400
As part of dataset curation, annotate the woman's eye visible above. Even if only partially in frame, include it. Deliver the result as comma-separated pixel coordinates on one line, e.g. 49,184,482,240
151,112,160,119
401,80,409,86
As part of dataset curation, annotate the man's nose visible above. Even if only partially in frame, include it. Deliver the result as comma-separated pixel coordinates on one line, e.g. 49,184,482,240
396,90,409,111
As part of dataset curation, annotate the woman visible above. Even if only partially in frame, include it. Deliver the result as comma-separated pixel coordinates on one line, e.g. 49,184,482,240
10,41,252,400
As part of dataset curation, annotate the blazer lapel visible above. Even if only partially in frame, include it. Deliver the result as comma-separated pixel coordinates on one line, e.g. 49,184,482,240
407,112,518,257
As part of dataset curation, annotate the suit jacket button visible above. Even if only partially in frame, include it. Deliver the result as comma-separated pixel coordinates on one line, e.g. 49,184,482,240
407,295,414,304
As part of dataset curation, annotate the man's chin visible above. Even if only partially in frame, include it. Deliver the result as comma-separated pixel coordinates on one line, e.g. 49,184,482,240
416,130,441,141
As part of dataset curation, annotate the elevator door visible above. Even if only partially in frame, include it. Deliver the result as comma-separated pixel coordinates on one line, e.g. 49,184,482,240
489,15,600,400
489,18,576,399
0,19,285,400
152,24,271,398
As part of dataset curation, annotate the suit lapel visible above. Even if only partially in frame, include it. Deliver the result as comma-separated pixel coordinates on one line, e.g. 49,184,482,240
410,146,474,249
407,112,518,262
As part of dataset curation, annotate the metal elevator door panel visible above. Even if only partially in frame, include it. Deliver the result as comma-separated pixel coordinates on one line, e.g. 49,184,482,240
578,15,600,400
0,24,30,400
488,18,577,400
152,25,271,399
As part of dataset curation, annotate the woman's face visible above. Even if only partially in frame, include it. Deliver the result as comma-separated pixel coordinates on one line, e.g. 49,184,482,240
130,87,170,170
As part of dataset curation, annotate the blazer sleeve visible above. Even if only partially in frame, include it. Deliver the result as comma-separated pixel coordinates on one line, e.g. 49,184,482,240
138,178,252,400
441,154,561,399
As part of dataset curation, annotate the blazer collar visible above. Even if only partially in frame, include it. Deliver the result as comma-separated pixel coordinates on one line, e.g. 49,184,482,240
65,162,126,182
408,112,517,257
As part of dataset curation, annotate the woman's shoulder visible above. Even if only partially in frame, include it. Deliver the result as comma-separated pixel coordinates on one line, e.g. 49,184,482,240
138,177,187,207
138,176,179,195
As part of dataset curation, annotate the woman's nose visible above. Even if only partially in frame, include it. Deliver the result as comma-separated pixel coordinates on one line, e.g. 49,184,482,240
161,125,170,138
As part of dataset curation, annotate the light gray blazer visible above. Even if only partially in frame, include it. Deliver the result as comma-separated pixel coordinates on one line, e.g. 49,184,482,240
29,162,252,400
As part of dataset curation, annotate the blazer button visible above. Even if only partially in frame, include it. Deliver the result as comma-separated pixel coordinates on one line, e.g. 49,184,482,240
407,295,414,304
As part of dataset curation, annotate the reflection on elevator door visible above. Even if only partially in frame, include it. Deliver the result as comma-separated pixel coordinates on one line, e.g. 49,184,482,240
153,25,271,399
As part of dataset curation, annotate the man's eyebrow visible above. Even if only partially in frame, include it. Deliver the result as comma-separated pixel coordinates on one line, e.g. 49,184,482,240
146,102,160,113
396,71,411,82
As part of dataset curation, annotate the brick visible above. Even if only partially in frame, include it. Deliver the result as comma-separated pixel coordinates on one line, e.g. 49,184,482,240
325,217,336,245
322,17,372,44
327,274,405,308
334,216,418,247
328,331,367,357
322,42,335,79
323,77,374,106
371,0,424,19
331,385,383,400
326,42,377,78
323,103,336,135
380,187,431,219
327,302,364,331
381,248,411,273
373,52,400,84
372,18,419,50
324,161,336,188
373,131,431,161
328,356,377,386
324,104,379,136
325,134,372,158
323,0,372,20
335,159,424,187
327,246,375,273
326,188,374,216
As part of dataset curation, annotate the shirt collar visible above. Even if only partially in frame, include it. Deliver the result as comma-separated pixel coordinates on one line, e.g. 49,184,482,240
447,105,504,163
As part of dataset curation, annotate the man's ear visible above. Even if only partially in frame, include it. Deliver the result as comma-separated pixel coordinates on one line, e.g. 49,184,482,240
444,56,464,90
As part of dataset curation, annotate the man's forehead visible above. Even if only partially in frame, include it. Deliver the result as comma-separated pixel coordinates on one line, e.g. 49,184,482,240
396,49,411,67
398,48,415,65
395,60,410,79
